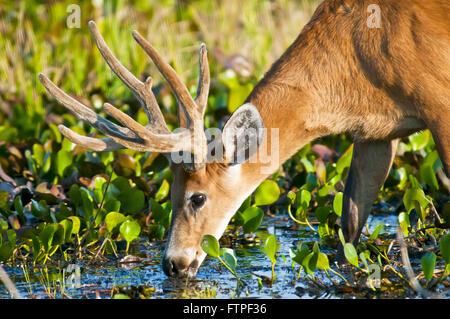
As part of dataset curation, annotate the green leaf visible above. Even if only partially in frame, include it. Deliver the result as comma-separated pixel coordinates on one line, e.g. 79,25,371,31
333,192,343,217
80,188,94,218
300,158,314,172
92,176,107,203
68,184,82,207
0,243,13,262
56,149,72,176
118,187,145,215
240,206,264,233
14,196,24,215
68,216,80,234
150,199,171,229
287,191,296,205
302,244,319,275
439,234,450,265
369,224,384,240
336,144,353,174
314,206,332,224
119,220,141,244
154,179,170,202
290,242,310,265
289,248,309,265
223,248,237,272
305,173,318,191
403,187,429,214
421,252,436,281
420,164,439,191
6,229,16,247
254,180,280,206
201,235,220,258
32,144,45,168
344,243,359,267
0,217,7,233
52,224,65,246
103,198,121,213
105,212,126,234
238,196,251,213
295,189,311,212
110,177,145,214
398,212,410,237
316,252,330,270
113,294,131,299
59,219,73,243
114,154,136,178
40,224,56,253
338,228,346,247
317,185,334,198
408,131,430,151
264,234,277,263
359,252,369,270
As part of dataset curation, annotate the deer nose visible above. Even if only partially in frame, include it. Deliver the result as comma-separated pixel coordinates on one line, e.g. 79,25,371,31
162,255,193,277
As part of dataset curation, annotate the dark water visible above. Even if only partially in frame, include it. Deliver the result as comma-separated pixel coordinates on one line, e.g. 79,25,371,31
0,212,447,299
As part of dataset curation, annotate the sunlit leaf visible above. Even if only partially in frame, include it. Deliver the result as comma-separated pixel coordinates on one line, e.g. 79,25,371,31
59,219,73,243
201,235,220,258
154,179,170,202
68,216,80,234
264,234,277,263
223,248,237,272
333,192,343,217
344,243,359,267
369,224,384,240
40,223,56,253
336,144,353,174
105,212,126,234
119,220,141,244
398,212,410,237
408,131,430,151
254,180,280,206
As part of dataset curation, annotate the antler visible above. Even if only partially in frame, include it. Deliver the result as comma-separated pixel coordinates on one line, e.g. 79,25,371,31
39,21,209,168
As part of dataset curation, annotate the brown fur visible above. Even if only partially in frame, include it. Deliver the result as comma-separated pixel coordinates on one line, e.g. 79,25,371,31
164,0,449,275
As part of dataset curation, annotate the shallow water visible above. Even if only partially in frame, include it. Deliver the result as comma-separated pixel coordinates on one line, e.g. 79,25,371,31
0,212,447,299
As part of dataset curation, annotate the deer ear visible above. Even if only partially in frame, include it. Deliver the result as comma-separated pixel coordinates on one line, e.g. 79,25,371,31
222,103,265,164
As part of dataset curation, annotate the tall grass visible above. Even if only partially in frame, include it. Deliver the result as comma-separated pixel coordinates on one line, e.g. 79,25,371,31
0,0,320,140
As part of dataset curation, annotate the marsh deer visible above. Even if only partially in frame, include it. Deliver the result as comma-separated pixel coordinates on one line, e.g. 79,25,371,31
39,0,449,278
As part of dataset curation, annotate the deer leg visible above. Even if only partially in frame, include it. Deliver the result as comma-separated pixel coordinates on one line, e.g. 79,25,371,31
336,139,398,263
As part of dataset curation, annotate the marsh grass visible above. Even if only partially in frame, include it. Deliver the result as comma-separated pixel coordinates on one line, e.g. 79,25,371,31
0,1,319,136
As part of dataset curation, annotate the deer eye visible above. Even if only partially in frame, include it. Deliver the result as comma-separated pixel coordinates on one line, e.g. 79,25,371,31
190,193,206,210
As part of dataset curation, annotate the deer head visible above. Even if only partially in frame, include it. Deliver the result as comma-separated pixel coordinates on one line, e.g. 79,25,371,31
39,21,265,278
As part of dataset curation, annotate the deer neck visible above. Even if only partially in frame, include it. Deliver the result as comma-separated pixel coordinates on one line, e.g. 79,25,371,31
240,71,328,186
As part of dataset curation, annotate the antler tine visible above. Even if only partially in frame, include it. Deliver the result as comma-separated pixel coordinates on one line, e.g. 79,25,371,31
88,21,170,134
195,43,210,119
131,30,202,124
58,125,124,152
38,73,135,138
38,73,155,150
39,72,193,152
40,21,209,168
101,102,193,153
